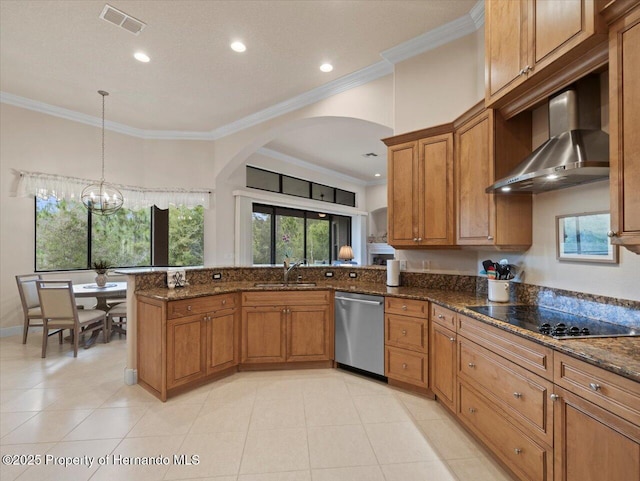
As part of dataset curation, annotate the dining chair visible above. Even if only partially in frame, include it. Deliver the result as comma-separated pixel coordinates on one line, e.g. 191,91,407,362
15,274,64,345
36,280,108,358
107,303,127,338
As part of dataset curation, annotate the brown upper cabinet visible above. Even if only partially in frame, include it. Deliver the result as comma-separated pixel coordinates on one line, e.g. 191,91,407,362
454,103,533,250
383,126,455,248
486,0,608,118
607,3,640,254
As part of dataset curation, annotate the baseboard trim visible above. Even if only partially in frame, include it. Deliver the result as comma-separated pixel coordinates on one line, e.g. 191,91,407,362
0,325,24,338
124,368,137,385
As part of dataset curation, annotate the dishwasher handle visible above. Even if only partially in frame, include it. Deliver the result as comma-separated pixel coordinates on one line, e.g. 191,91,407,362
335,296,383,306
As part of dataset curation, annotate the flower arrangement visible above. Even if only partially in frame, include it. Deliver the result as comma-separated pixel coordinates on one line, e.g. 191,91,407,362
92,259,111,274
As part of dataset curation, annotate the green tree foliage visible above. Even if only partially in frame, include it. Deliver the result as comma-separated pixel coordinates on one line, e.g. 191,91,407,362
307,219,329,264
169,205,204,266
276,215,304,262
252,212,272,265
36,198,87,270
36,197,204,270
92,207,151,267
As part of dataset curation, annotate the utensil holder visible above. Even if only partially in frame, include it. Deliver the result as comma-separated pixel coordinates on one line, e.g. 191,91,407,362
488,279,510,302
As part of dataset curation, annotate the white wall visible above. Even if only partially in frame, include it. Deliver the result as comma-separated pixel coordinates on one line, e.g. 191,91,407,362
517,181,640,301
394,30,483,133
0,104,215,330
211,75,394,265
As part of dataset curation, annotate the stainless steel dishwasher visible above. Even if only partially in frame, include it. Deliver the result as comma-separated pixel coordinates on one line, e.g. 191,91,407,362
334,291,385,376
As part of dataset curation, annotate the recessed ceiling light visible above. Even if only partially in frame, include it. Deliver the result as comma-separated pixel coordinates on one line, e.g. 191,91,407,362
501,186,512,192
134,52,150,63
231,41,246,53
374,173,381,177
546,174,559,180
320,63,333,73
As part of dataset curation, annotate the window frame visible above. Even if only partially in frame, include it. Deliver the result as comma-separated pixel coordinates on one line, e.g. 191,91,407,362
252,203,351,265
34,198,204,272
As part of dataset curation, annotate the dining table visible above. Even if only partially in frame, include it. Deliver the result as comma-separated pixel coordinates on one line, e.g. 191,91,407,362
72,281,127,347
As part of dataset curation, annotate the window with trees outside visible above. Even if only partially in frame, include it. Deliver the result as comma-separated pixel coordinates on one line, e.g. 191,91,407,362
252,204,351,265
35,197,204,271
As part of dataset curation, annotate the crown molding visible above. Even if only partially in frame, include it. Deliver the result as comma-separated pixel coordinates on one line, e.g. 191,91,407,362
0,91,214,140
210,61,393,140
255,147,374,186
380,1,484,64
1,3,483,141
469,0,485,29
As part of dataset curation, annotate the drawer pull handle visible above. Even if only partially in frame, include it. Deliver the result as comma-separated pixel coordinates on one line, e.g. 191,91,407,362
589,382,601,392
449,337,455,342
402,305,408,310
222,299,226,305
402,329,407,335
402,363,408,369
437,314,444,319
513,392,522,399
514,448,522,455
468,362,476,368
550,394,560,401
187,305,192,311
469,407,476,413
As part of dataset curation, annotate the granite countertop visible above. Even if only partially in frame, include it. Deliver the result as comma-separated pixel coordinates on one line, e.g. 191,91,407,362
135,281,640,383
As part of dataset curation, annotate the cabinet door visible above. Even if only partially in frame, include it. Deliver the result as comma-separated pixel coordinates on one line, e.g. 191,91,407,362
609,6,640,253
388,141,419,246
456,110,495,245
287,304,333,362
206,309,239,375
429,322,456,412
533,0,604,71
553,386,640,481
485,0,529,102
418,133,454,245
167,314,206,389
241,306,286,363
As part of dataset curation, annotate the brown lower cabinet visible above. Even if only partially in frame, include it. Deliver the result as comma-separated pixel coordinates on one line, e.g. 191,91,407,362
429,304,640,481
384,297,429,391
553,386,640,481
138,293,239,401
429,305,457,412
241,290,333,365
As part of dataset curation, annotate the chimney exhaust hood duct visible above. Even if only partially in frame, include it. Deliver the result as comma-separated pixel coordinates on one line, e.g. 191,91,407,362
486,76,609,194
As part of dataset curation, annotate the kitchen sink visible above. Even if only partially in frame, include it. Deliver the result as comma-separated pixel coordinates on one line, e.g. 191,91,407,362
253,282,317,288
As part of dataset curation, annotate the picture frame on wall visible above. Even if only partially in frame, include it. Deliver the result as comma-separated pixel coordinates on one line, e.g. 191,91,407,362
556,211,618,264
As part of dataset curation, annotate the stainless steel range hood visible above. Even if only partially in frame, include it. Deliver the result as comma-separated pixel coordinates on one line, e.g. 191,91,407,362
486,77,609,194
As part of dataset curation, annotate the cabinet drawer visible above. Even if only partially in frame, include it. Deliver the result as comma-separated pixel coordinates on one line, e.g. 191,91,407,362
459,383,552,481
459,337,554,446
554,352,640,426
385,297,428,318
385,314,427,352
385,346,427,387
242,290,330,306
458,313,554,381
432,304,456,330
168,294,236,319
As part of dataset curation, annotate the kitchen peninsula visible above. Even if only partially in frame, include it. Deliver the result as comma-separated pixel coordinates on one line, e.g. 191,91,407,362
128,266,640,481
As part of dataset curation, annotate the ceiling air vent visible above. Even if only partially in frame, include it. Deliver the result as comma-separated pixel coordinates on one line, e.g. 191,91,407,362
99,4,146,35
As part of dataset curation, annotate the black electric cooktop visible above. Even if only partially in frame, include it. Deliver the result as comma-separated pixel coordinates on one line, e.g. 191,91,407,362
466,305,639,339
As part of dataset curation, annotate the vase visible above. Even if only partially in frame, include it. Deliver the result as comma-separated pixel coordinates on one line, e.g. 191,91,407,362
95,273,107,287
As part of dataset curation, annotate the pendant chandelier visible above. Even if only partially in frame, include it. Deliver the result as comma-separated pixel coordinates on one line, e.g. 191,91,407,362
81,90,124,215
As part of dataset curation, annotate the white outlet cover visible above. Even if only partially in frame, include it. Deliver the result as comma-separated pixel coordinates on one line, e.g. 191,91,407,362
399,260,407,270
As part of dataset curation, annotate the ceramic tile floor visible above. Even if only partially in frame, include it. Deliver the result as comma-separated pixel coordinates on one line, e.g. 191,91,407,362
0,333,516,481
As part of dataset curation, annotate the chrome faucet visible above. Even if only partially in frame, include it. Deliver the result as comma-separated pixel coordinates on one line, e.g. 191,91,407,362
284,259,305,284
